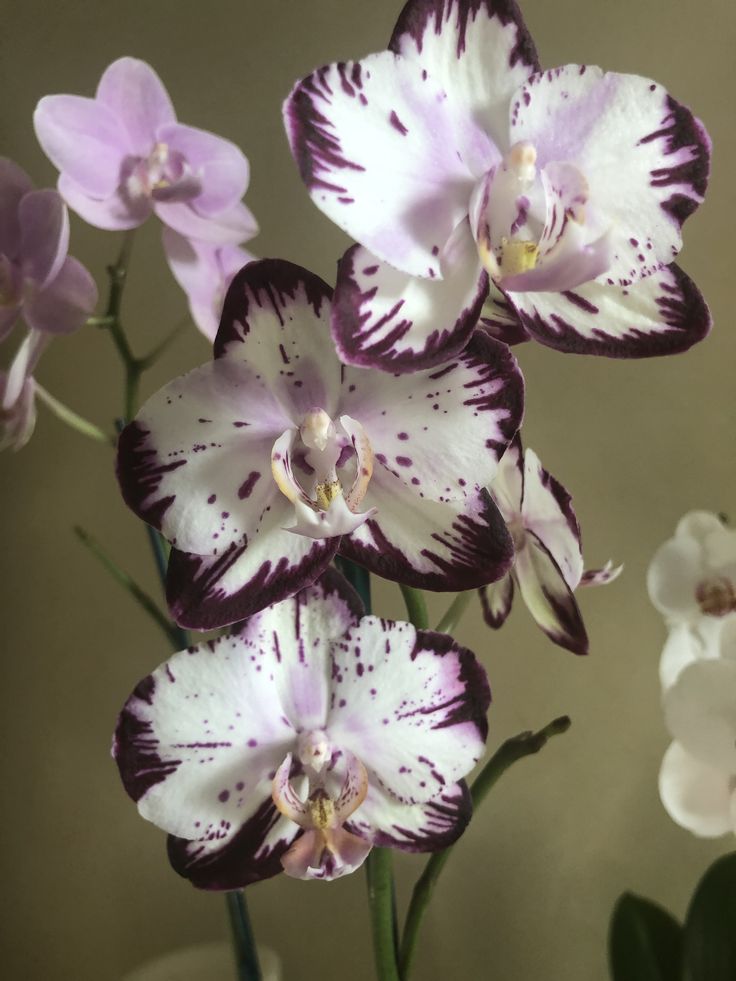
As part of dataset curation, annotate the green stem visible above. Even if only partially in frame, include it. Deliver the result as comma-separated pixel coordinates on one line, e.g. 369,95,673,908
73,525,183,648
435,591,473,635
399,583,429,630
367,849,402,981
102,231,142,421
138,315,189,370
399,715,572,979
34,384,115,446
226,891,262,981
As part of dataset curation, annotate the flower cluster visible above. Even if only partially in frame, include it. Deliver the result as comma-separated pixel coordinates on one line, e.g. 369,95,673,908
7,0,714,894
648,512,736,836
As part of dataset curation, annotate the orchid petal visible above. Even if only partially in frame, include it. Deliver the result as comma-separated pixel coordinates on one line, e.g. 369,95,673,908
579,561,623,587
512,66,710,283
340,330,523,502
167,801,299,890
117,360,291,555
34,95,129,197
490,433,523,519
0,157,33,257
675,510,725,544
154,199,258,245
514,533,588,654
520,447,582,589
663,660,736,772
165,526,338,630
158,122,250,217
480,281,529,345
479,572,514,628
389,0,540,162
658,741,735,838
18,189,69,290
0,371,36,452
341,480,513,591
57,173,151,230
509,263,710,357
647,535,702,620
281,826,372,881
24,256,98,335
327,620,489,803
659,624,703,691
2,329,49,409
284,51,475,278
331,226,488,372
346,780,471,852
96,57,176,155
272,753,310,825
287,495,376,541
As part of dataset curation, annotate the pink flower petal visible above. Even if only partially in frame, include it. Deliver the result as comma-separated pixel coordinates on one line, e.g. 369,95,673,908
23,255,98,335
0,157,33,257
96,57,176,155
159,122,250,217
18,189,69,290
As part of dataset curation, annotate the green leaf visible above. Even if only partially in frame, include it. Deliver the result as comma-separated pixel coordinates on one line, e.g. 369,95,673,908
609,892,683,981
684,852,736,981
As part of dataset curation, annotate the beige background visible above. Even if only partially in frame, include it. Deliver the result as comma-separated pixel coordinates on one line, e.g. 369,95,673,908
2,0,735,978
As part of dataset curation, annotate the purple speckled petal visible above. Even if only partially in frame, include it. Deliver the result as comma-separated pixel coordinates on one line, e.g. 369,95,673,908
116,359,291,555
34,95,129,198
57,173,151,231
165,521,339,630
24,255,98,335
96,57,176,156
389,0,540,164
158,122,250,217
520,446,582,590
154,199,258,245
0,157,33,257
327,622,489,803
658,741,735,838
514,532,588,655
509,262,710,357
511,66,710,284
479,281,529,344
341,481,513,592
18,190,69,290
213,260,340,418
340,329,523,503
162,227,253,341
284,50,476,278
479,571,514,628
345,780,471,852
168,802,299,890
332,226,488,372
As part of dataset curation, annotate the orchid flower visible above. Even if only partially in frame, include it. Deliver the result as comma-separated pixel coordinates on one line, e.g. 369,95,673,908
34,58,257,245
659,644,736,838
648,511,736,688
284,0,711,372
479,434,619,655
162,228,254,341
117,258,523,629
113,571,489,885
0,158,97,450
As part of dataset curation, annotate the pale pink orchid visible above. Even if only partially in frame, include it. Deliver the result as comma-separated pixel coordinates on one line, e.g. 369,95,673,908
113,572,489,885
285,0,711,372
480,435,620,655
34,58,257,246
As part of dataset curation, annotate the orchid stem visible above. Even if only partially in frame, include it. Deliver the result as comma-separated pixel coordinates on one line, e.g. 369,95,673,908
73,525,183,649
435,590,473,635
102,231,142,421
367,849,402,981
398,715,572,979
399,583,429,630
139,315,189,369
335,556,372,610
35,384,115,446
226,891,262,981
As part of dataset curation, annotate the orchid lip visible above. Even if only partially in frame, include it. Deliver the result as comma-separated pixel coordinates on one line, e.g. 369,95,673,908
271,407,376,540
696,576,736,617
123,142,202,203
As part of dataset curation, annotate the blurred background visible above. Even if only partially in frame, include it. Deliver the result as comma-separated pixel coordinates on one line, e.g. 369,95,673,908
1,0,734,978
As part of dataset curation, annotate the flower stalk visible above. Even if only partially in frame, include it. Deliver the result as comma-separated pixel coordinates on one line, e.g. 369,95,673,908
35,384,114,446
436,591,473,635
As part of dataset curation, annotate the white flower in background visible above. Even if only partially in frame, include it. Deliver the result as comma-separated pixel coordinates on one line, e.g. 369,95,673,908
659,640,736,838
647,511,736,688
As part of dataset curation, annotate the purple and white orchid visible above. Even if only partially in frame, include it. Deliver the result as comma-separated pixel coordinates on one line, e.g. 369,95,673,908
117,258,523,629
162,228,254,341
480,435,620,655
34,58,257,245
285,0,711,371
648,511,736,688
113,572,490,885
